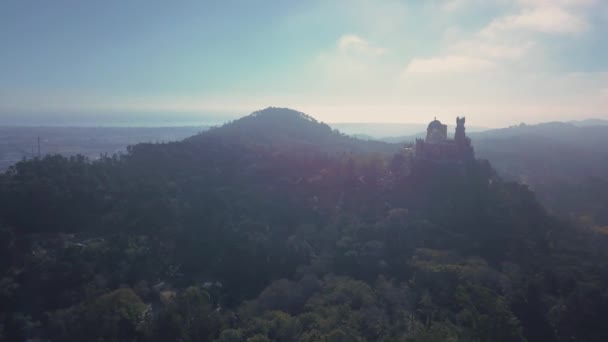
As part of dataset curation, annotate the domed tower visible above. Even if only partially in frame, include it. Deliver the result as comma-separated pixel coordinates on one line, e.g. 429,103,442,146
426,117,448,143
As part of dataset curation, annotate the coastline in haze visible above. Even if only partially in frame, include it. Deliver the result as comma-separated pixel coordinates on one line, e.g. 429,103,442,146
0,111,240,127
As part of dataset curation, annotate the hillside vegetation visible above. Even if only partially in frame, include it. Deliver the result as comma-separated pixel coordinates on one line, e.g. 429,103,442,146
1,108,608,341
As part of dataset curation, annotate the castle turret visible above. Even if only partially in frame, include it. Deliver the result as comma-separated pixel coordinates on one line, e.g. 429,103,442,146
414,116,475,162
455,117,466,144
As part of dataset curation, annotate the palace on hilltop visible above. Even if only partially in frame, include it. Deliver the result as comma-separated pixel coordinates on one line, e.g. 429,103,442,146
414,117,475,162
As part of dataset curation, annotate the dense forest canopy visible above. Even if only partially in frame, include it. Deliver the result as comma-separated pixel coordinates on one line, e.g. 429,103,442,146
2,108,608,341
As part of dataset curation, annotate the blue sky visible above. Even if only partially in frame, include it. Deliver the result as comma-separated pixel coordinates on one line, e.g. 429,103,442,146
1,0,607,126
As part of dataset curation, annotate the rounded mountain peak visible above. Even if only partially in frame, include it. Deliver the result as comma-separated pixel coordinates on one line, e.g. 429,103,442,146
249,107,319,123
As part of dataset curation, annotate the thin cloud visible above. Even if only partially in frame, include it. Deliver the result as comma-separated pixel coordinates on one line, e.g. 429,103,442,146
337,34,388,56
516,0,597,8
481,6,589,36
440,0,505,12
404,55,496,74
405,0,595,77
449,39,535,61
312,35,391,85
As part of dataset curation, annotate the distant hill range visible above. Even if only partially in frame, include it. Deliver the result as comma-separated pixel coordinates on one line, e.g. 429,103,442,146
334,118,608,144
470,121,608,185
352,119,608,186
328,117,608,187
189,109,608,188
2,110,607,188
568,118,608,127
330,122,489,140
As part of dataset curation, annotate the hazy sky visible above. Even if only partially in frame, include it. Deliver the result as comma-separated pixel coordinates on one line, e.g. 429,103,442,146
1,0,607,126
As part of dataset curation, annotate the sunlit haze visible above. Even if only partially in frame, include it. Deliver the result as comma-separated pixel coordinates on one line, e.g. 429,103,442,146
5,2,608,341
1,0,607,126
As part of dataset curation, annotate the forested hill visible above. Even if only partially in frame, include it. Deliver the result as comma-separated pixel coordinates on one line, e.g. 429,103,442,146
1,108,608,341
188,107,399,155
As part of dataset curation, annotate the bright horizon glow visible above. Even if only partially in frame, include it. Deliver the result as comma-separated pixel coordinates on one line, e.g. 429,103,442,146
1,0,607,127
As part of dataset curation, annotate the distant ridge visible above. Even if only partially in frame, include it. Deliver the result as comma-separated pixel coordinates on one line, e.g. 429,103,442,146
380,120,608,144
330,122,489,139
470,121,608,145
567,118,608,127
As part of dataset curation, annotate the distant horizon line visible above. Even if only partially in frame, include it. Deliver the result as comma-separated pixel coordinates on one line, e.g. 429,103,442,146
1,118,607,130
1,109,606,129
